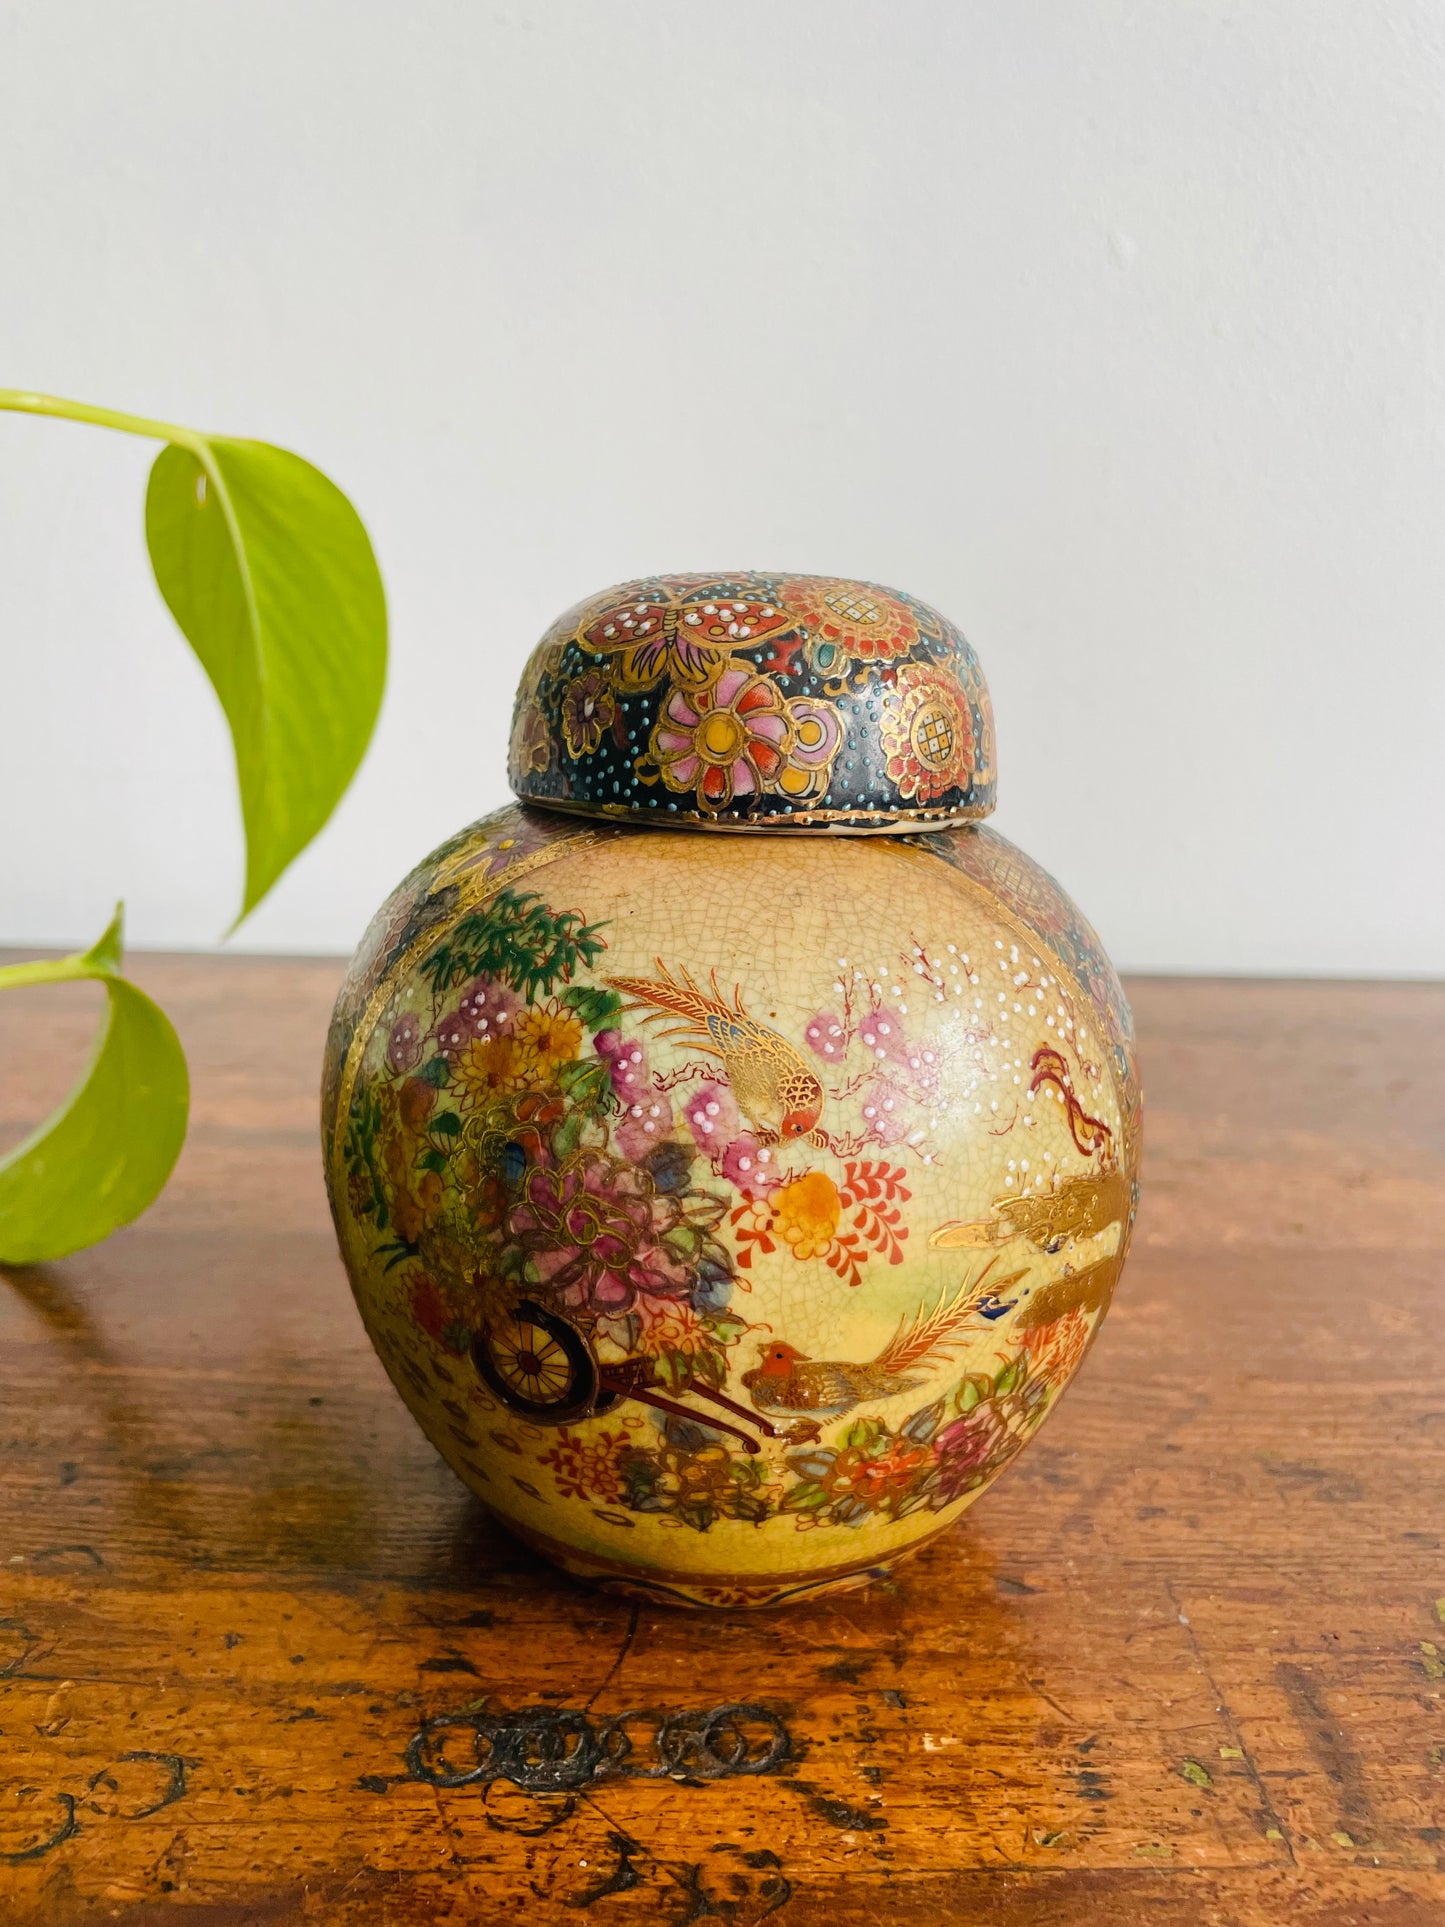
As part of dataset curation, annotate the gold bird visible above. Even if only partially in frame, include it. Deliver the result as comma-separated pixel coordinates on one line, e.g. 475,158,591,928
606,961,825,1144
1012,1252,1122,1330
930,1166,1132,1253
741,1275,1018,1418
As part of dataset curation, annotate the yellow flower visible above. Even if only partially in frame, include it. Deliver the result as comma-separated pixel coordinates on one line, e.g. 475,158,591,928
772,1170,841,1260
452,1032,523,1106
511,1005,582,1083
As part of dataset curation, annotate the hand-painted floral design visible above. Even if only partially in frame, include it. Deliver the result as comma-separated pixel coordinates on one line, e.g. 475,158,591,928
507,571,998,825
538,1424,630,1503
731,1161,908,1288
504,1150,705,1316
682,1080,739,1152
770,1170,841,1260
933,1401,1021,1502
781,1342,1062,1530
784,1421,934,1526
651,666,792,811
1021,1305,1091,1383
879,664,975,804
509,698,551,778
342,888,750,1411
338,862,1120,1548
618,1419,776,1533
775,696,844,801
719,1134,778,1196
559,669,617,758
780,578,932,665
387,1012,423,1073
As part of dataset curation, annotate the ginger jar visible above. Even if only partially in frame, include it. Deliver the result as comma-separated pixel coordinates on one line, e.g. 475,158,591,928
322,574,1141,1608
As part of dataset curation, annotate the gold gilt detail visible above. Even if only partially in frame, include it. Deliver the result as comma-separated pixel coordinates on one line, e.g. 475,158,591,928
929,1165,1132,1253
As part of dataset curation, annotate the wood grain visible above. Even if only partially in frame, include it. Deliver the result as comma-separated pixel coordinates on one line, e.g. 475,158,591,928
1,957,1442,1924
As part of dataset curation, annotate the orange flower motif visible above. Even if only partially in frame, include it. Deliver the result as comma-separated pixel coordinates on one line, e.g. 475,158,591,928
771,1170,842,1260
878,664,975,804
1021,1306,1091,1385
780,578,930,663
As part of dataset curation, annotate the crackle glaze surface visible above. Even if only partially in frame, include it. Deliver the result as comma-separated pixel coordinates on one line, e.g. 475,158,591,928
322,805,1140,1608
507,572,996,830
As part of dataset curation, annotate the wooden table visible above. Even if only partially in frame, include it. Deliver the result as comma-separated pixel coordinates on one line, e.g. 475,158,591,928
1,957,1441,1925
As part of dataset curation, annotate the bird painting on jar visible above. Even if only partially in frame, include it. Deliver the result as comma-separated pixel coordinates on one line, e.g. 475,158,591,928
607,961,827,1147
741,1270,1024,1423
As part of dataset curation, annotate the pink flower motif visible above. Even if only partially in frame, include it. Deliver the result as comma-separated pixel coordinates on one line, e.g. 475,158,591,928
934,1405,1024,1502
387,1012,423,1073
859,1007,908,1065
720,1134,779,1199
594,1028,651,1104
506,1150,692,1315
615,1090,675,1161
435,1007,477,1057
903,1038,942,1095
683,1080,740,1150
650,665,791,810
804,1012,847,1062
457,976,521,1038
859,1081,909,1145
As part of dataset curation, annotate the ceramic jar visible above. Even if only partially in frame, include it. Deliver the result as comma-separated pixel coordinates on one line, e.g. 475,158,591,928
323,575,1140,1608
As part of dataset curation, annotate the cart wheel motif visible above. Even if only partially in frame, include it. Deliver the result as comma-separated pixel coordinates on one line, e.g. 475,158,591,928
473,1299,599,1422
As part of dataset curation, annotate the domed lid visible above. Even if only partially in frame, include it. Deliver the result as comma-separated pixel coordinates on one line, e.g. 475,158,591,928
507,572,996,833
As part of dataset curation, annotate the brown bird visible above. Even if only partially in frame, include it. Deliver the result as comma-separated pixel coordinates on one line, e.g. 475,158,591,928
606,961,825,1144
741,1275,1017,1418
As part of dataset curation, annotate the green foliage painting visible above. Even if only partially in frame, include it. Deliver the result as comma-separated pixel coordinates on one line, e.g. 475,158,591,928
0,390,388,1264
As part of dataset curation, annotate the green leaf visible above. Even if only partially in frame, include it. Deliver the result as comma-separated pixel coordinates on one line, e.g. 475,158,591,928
994,1354,1025,1397
560,984,622,1031
957,1374,991,1412
0,907,189,1264
0,392,387,925
145,438,386,921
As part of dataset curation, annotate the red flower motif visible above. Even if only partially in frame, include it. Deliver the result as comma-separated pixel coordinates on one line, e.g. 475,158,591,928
780,578,932,663
1021,1306,1091,1385
879,664,975,804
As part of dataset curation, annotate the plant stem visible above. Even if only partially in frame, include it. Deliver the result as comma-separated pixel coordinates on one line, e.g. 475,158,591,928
0,389,202,451
0,955,100,991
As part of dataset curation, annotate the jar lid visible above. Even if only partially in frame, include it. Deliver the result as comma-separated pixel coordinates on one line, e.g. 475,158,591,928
507,572,996,833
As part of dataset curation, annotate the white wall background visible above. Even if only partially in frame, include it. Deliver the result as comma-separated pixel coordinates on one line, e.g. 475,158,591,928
1,1,1442,976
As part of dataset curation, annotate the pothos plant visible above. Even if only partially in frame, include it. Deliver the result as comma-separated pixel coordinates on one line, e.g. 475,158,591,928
0,390,387,1264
